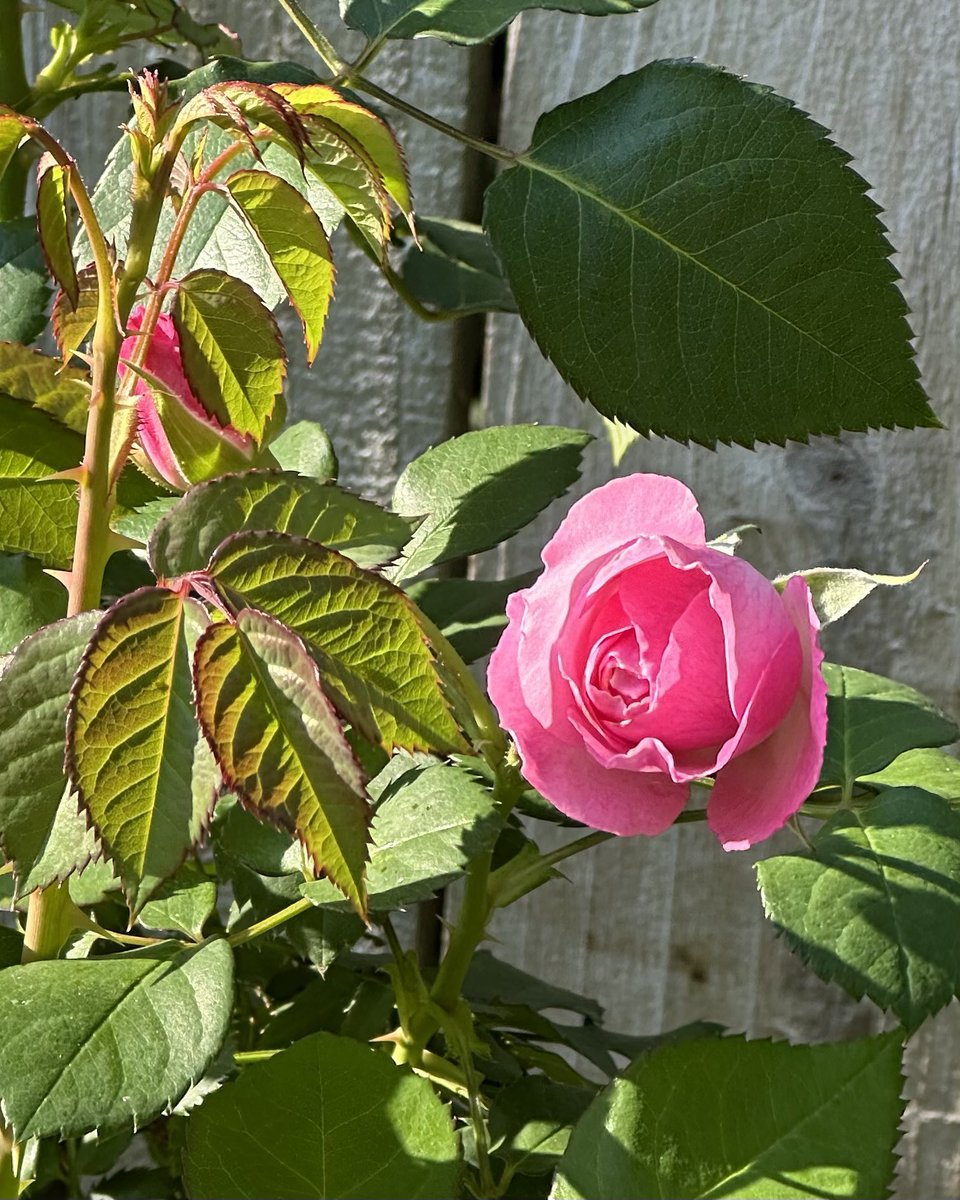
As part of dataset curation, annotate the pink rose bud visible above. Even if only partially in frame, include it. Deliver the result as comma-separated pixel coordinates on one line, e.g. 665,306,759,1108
121,307,254,491
487,474,828,850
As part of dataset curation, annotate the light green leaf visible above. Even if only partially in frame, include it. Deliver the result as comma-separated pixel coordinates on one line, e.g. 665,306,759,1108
490,1079,593,1177
149,469,412,579
406,572,537,663
67,589,218,914
36,155,77,307
209,531,465,753
138,860,217,941
0,219,51,344
862,747,960,805
270,419,337,480
0,341,89,432
184,1031,458,1199
0,938,233,1140
758,788,960,1031
707,524,759,556
194,609,372,915
174,269,286,443
342,0,657,42
552,1032,904,1199
301,757,501,911
109,497,180,547
226,169,335,364
485,61,937,447
602,416,641,467
391,425,592,582
399,215,517,317
0,552,66,652
820,663,958,791
0,612,100,893
776,564,923,626
53,262,98,363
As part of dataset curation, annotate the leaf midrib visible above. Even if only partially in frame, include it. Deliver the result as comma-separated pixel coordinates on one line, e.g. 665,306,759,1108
515,155,903,401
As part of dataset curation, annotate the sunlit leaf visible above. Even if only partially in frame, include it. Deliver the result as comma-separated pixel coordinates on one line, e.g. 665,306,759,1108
36,154,77,306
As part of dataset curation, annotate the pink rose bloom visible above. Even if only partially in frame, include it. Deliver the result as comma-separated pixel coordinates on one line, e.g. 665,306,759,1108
487,474,827,849
121,307,252,490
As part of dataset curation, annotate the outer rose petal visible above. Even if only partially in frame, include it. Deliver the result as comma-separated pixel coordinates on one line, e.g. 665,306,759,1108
707,576,827,849
488,590,688,834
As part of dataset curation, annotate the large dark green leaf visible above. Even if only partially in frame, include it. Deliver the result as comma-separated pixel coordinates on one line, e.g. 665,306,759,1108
0,939,233,1139
0,219,50,344
342,0,656,42
150,469,412,578
758,788,960,1031
552,1032,904,1199
0,613,100,893
390,425,591,582
820,663,958,791
485,60,937,447
194,610,371,915
67,589,217,914
406,572,537,663
184,1031,457,1199
208,531,464,753
0,552,66,652
301,757,501,911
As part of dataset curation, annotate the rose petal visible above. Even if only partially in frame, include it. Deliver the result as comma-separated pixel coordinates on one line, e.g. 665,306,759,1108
707,576,827,849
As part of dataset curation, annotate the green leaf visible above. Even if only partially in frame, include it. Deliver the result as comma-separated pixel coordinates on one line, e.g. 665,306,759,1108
53,262,98,362
138,860,217,941
0,927,23,970
775,564,923,626
194,609,372,915
174,269,286,443
109,497,180,547
602,416,641,467
863,747,960,805
184,1031,458,1199
399,215,517,317
0,938,233,1140
226,169,335,364
485,60,937,448
0,218,50,344
820,663,958,790
552,1031,904,1199
758,788,960,1030
490,1079,593,1177
35,155,77,306
301,757,501,911
406,572,537,664
257,964,395,1049
149,469,412,579
0,341,89,432
391,425,592,582
0,552,66,652
465,951,603,1022
270,419,337,480
208,531,465,753
67,588,218,914
342,0,657,43
0,613,100,892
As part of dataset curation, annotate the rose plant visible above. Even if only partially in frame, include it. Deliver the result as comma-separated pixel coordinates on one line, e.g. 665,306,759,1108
0,3,954,1199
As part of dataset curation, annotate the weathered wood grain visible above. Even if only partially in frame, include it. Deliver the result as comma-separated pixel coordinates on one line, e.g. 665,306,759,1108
481,6,960,1196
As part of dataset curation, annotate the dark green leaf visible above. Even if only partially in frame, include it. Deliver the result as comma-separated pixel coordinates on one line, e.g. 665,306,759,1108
67,589,217,914
138,860,217,941
194,609,372,915
301,758,501,911
0,553,66,652
258,965,395,1048
149,469,412,578
174,268,286,443
184,1031,457,1199
399,216,516,316
0,926,22,970
407,572,537,663
485,60,937,447
0,938,233,1139
758,788,960,1030
464,951,603,1022
208,531,465,753
343,0,657,42
391,425,591,582
490,1079,593,1176
552,1032,904,1199
820,663,958,790
270,419,337,480
0,613,100,893
0,218,50,344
